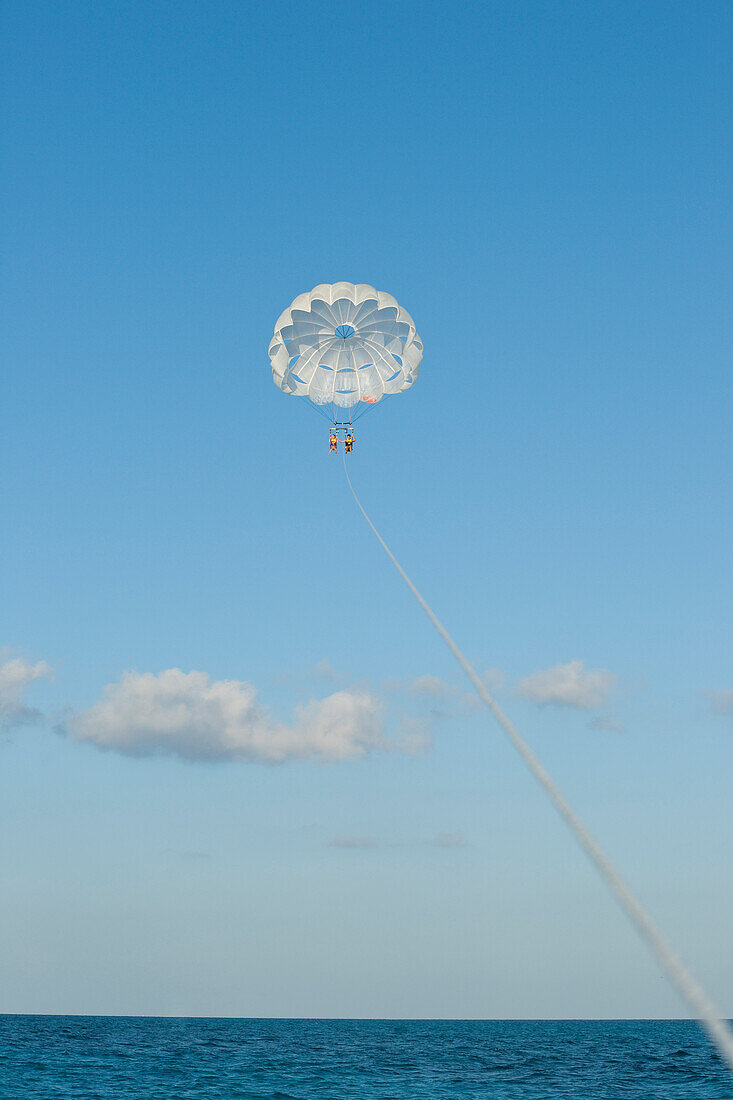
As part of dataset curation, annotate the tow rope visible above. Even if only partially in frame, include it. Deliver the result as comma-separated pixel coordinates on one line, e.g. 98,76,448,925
343,453,733,1077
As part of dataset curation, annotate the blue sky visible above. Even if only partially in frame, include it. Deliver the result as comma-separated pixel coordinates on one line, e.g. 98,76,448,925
2,0,732,1018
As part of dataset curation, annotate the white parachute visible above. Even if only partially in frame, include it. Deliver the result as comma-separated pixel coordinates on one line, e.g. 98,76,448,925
269,282,422,425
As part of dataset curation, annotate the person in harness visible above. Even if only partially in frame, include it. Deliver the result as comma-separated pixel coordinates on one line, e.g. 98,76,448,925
344,433,354,455
329,432,338,454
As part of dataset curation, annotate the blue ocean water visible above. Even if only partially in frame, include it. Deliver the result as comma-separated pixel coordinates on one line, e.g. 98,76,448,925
0,1016,731,1099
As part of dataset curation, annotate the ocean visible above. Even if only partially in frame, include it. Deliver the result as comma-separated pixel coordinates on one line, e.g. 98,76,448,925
1,1016,731,1098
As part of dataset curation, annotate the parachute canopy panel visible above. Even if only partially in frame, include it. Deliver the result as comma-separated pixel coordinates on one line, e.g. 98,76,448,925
269,282,422,423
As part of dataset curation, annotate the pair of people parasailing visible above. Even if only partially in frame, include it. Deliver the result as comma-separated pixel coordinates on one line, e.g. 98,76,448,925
330,432,354,455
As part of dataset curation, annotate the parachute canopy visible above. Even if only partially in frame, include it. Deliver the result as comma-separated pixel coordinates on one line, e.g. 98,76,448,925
269,282,422,424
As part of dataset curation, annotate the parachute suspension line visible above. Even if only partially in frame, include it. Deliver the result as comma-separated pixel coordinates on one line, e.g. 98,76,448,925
350,400,375,425
302,397,334,425
342,454,733,1079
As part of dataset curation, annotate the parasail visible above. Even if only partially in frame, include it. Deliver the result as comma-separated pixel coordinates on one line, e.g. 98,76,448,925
269,282,422,426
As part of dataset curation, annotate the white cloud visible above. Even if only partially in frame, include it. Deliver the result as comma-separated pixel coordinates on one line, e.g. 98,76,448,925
312,658,339,683
329,836,379,849
395,717,433,756
481,667,505,693
407,669,505,708
409,674,453,698
587,714,624,733
517,659,616,710
0,655,53,728
328,831,467,850
463,667,506,710
66,668,397,764
708,690,733,716
429,831,466,848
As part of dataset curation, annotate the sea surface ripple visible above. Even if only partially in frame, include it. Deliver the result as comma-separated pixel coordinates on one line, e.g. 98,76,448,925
1,1016,731,1098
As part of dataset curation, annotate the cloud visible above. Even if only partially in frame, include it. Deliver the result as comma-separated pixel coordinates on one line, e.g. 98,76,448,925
312,658,339,683
394,717,433,756
462,667,506,710
66,668,395,764
404,669,505,709
516,659,616,710
429,831,466,848
329,836,379,849
481,667,505,693
408,674,454,699
708,690,733,716
384,673,460,701
328,831,467,850
587,714,624,733
0,655,53,728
